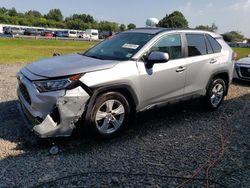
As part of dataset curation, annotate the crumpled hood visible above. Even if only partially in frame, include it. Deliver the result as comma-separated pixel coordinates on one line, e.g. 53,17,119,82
237,57,250,65
24,53,118,78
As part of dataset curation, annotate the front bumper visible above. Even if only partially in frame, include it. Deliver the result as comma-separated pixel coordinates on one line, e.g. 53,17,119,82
17,73,90,138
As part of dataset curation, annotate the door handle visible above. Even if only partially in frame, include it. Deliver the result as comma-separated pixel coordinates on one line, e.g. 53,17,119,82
176,66,186,73
210,59,217,64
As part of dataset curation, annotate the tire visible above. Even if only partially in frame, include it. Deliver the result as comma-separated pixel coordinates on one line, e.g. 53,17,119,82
86,92,131,139
203,78,226,110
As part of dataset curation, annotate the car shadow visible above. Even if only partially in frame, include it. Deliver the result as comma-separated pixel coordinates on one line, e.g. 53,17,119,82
232,79,250,87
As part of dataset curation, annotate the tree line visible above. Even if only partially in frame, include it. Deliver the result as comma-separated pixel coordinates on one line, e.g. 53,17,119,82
0,7,136,31
157,11,246,42
0,7,246,42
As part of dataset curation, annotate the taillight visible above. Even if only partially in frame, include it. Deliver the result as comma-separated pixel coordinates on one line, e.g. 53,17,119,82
232,52,237,60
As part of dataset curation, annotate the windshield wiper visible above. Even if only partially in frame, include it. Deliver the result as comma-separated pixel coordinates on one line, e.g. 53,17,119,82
84,54,104,60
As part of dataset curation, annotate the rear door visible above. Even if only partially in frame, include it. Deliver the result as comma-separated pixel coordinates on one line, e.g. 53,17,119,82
183,33,222,96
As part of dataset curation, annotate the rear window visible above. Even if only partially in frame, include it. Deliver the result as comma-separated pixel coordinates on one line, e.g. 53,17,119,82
206,34,222,53
186,34,207,57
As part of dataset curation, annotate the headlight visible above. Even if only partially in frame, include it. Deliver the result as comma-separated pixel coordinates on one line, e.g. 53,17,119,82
33,74,83,93
33,79,72,92
235,62,240,68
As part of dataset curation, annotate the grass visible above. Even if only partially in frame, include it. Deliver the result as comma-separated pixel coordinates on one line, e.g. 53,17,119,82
0,38,249,64
233,48,250,59
0,38,97,64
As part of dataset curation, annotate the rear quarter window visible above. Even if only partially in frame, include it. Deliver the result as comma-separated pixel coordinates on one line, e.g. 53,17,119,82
206,34,222,53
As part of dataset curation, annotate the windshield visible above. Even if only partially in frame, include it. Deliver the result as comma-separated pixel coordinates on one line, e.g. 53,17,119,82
84,33,154,60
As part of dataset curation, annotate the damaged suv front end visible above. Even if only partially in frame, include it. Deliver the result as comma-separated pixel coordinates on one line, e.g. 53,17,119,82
17,69,90,138
16,31,151,139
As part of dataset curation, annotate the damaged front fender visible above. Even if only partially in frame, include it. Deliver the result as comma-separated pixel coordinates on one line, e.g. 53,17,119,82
33,86,90,138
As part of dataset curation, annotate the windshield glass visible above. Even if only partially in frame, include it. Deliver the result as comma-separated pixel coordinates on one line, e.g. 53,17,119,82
84,33,154,60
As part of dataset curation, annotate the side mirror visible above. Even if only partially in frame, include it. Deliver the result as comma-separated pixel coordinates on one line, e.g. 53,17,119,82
146,51,169,69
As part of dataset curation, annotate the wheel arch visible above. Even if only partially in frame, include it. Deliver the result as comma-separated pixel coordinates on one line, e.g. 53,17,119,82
84,84,138,123
206,71,230,95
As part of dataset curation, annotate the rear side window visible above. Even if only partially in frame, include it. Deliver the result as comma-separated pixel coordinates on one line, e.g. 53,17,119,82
186,34,207,57
206,35,222,53
205,36,213,54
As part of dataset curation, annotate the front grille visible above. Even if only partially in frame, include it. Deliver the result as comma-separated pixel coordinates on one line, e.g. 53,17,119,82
21,103,42,126
19,83,31,105
240,67,250,78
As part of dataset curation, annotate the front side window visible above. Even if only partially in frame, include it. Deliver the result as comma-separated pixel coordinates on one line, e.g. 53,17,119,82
85,33,154,60
149,34,182,60
186,34,207,57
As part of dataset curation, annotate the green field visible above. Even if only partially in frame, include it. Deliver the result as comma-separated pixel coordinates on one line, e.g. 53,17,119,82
0,38,249,64
233,48,250,59
0,38,96,64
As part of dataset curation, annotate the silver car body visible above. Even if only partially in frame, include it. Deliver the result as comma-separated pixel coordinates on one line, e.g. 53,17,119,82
17,28,234,138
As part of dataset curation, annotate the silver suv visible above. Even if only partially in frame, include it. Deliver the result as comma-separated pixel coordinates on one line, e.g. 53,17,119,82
17,28,234,138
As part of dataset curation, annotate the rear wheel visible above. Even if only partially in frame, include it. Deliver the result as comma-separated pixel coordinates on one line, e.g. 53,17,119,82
87,92,130,139
203,78,226,110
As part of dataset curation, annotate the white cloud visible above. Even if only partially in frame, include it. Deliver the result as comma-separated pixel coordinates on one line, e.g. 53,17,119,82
228,0,250,11
183,1,192,11
207,2,213,8
198,10,204,15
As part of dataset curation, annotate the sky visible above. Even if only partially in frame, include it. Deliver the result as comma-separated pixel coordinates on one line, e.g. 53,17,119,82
0,0,250,37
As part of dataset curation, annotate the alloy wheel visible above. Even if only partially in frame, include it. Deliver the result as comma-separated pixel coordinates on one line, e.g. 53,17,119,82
95,99,125,134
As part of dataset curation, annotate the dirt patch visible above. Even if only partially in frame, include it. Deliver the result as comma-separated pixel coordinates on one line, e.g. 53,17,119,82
0,64,249,187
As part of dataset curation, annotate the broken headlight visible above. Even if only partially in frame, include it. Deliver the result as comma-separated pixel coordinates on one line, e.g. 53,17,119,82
33,79,72,92
33,74,83,93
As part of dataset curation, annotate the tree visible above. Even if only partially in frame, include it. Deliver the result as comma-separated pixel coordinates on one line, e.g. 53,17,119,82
66,19,84,30
98,21,119,31
0,6,128,32
7,8,18,17
222,31,245,42
25,10,43,18
119,24,126,31
45,9,63,22
0,7,8,15
196,22,218,32
66,14,94,23
158,11,188,28
65,13,95,30
127,23,136,30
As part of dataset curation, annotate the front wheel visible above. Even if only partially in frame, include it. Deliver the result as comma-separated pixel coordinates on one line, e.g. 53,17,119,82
87,92,131,139
203,78,226,110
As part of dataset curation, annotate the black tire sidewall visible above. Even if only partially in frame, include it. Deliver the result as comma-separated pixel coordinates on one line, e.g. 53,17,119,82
205,78,226,110
88,92,130,138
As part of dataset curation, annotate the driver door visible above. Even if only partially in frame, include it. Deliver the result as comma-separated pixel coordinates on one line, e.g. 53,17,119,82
136,34,187,107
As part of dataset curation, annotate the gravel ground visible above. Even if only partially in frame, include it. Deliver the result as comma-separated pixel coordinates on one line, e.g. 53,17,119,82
0,64,249,188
